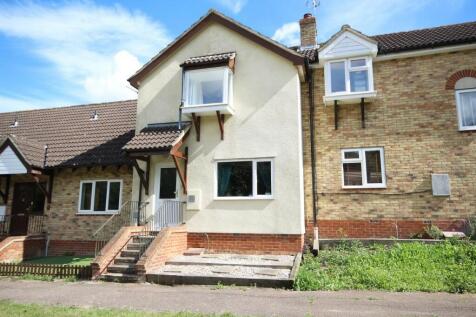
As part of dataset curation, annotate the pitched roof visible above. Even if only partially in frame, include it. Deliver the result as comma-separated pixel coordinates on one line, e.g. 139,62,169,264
371,21,476,54
180,52,236,68
0,100,137,168
128,9,304,88
123,122,190,153
3,134,46,169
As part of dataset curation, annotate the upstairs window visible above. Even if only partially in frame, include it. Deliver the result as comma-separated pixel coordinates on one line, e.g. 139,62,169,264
326,57,373,95
78,180,122,213
456,88,476,131
184,67,232,107
341,148,385,188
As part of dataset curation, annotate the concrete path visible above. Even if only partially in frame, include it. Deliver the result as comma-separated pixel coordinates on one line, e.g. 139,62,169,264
0,279,475,316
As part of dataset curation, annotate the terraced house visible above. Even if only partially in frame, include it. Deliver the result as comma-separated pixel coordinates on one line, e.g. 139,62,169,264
0,9,475,282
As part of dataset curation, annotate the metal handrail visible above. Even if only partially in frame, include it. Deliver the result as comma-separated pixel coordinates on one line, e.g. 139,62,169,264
93,201,148,257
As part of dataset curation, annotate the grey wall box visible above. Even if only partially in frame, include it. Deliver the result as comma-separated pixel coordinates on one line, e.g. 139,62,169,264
431,174,451,196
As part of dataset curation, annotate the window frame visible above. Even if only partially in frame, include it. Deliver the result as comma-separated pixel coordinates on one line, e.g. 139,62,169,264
77,179,123,214
455,88,476,131
214,158,274,200
341,147,386,189
183,66,233,108
325,57,374,96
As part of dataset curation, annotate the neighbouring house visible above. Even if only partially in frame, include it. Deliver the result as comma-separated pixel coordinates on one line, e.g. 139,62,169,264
300,15,476,240
0,8,475,276
0,101,136,259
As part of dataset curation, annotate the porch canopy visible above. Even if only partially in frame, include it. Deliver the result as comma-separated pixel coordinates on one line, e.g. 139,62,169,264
123,122,191,195
0,135,52,205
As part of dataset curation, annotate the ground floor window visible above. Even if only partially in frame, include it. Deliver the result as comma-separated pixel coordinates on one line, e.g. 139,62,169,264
341,148,386,188
216,159,273,199
78,180,122,213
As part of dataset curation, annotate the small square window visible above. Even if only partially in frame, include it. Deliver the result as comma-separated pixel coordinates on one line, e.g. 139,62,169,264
341,148,386,188
326,57,373,96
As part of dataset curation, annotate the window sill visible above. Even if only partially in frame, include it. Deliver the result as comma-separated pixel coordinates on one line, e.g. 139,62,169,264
324,91,377,105
342,185,386,189
214,196,274,201
458,126,476,132
76,211,118,216
182,103,235,115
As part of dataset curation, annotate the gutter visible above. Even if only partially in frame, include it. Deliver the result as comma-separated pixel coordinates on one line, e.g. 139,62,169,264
305,59,318,227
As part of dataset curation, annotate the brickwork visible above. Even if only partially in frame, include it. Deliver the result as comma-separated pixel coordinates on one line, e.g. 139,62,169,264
48,240,96,256
45,166,133,242
299,14,317,48
187,232,304,254
136,225,187,275
0,236,45,262
302,50,476,239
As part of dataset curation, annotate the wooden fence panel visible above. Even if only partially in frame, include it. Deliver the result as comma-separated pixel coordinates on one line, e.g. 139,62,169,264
0,263,92,279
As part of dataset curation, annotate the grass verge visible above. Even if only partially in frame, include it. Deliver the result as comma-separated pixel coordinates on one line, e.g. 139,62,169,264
0,300,240,317
295,241,476,293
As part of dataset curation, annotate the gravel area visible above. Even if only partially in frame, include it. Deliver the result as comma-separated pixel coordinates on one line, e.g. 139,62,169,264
157,263,291,279
169,253,295,267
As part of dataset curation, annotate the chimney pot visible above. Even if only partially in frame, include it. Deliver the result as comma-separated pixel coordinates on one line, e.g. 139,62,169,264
299,13,317,48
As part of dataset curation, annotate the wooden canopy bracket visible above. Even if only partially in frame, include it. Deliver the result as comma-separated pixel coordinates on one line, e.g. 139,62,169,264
191,113,201,142
0,175,10,204
334,100,339,130
31,173,53,205
170,131,189,194
216,111,225,140
360,98,366,129
133,157,150,195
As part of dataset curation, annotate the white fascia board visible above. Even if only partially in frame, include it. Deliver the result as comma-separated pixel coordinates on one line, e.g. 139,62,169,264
319,30,378,62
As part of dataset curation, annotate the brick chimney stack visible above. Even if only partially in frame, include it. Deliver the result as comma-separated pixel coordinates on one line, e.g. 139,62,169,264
299,13,317,48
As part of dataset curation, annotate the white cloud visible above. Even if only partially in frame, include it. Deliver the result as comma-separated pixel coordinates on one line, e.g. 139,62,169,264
0,1,171,108
272,22,300,47
214,0,247,14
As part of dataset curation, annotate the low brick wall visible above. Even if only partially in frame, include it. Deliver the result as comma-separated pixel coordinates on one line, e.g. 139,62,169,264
91,226,141,278
187,232,304,255
137,225,187,276
0,236,46,262
48,240,96,256
316,219,468,239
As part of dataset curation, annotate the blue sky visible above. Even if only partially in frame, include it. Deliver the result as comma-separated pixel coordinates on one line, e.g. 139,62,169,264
0,0,475,112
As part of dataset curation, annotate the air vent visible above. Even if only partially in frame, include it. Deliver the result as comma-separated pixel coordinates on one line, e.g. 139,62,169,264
90,110,98,121
10,118,18,127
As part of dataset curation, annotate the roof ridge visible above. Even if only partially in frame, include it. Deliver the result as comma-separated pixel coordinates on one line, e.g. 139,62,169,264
0,99,137,115
371,20,476,38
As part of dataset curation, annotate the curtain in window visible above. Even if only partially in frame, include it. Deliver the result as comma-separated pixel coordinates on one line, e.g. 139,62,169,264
189,81,203,105
218,164,233,196
461,91,476,127
257,161,271,195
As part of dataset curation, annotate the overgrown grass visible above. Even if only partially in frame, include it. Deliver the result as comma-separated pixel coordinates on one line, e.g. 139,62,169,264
295,241,476,293
0,300,240,317
22,256,93,266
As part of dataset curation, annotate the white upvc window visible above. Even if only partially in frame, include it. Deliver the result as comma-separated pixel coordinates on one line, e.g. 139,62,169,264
78,180,122,214
214,158,274,200
456,88,476,131
183,66,233,107
341,148,386,189
326,57,374,96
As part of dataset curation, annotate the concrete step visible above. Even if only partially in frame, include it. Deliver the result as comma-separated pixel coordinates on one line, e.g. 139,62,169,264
126,242,146,250
114,256,137,265
107,264,137,274
121,249,140,258
183,248,205,256
100,273,139,283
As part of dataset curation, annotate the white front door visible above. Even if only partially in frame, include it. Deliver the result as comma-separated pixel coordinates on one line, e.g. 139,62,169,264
154,164,181,230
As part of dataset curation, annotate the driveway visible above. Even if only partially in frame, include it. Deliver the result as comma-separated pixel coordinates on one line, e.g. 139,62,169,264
0,279,475,316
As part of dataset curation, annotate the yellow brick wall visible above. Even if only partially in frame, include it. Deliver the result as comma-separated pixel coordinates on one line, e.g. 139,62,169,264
302,50,476,226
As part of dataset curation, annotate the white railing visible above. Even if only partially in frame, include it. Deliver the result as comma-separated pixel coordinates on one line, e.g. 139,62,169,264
154,200,184,231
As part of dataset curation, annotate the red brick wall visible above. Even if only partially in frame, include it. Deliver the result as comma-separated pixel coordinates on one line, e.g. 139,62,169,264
136,225,187,275
48,240,96,256
316,219,468,239
187,233,304,254
0,236,45,262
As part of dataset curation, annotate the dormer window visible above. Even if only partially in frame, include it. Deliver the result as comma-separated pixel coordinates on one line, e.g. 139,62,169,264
184,66,232,107
327,57,373,95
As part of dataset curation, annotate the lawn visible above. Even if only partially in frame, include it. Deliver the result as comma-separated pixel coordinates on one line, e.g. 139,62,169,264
295,241,476,293
22,256,93,266
0,301,239,317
